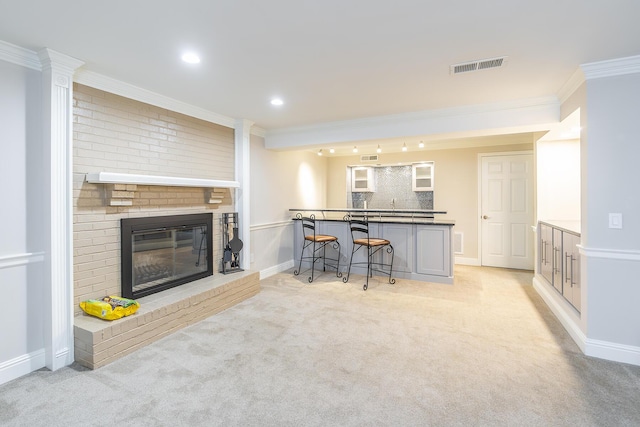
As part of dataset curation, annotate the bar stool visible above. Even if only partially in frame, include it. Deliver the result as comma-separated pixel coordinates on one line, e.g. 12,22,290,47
294,215,341,283
343,217,395,290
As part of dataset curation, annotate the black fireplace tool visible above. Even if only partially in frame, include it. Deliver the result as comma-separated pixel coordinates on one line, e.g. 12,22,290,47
221,213,243,274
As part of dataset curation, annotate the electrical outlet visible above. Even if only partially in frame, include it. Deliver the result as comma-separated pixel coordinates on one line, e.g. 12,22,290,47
609,213,623,229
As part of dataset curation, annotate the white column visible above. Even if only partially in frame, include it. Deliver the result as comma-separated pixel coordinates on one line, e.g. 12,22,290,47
234,119,253,270
38,49,84,371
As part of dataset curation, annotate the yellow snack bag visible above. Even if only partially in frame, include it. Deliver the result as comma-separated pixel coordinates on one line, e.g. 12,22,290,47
80,296,140,320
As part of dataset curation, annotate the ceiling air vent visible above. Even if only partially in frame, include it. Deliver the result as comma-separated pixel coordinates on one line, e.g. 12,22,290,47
360,155,379,162
450,56,508,75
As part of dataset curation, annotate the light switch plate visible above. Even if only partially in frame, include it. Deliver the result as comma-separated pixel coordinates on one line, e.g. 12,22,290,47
609,213,623,229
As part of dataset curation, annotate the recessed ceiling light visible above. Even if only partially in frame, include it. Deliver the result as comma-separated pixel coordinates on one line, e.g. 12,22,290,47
270,98,284,106
181,52,200,64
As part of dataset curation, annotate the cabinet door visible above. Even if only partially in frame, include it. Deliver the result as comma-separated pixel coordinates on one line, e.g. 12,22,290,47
381,223,413,273
539,223,553,284
412,162,434,191
319,220,350,267
562,232,581,312
416,225,451,277
351,167,375,192
571,238,581,313
552,228,563,293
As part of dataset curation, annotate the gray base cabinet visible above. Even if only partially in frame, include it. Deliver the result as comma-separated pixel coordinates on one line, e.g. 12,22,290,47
416,225,452,277
539,223,553,284
552,228,563,293
537,221,581,313
293,219,453,284
381,224,414,273
562,232,581,312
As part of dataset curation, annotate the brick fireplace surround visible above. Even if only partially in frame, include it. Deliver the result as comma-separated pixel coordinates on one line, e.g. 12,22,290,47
72,84,259,369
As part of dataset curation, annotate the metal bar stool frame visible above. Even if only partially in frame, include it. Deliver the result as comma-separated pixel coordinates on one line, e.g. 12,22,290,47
342,216,395,290
293,214,342,283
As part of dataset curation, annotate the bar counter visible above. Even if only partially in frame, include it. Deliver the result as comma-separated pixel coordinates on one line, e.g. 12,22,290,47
290,208,454,285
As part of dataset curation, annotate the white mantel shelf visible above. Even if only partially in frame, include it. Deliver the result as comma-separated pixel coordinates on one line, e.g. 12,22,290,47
86,172,240,188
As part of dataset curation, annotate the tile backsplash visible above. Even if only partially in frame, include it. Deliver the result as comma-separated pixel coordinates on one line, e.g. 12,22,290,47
350,165,433,209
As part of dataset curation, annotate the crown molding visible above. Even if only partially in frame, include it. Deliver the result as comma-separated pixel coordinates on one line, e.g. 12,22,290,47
37,48,84,73
265,96,559,149
74,69,264,136
0,39,263,135
271,96,558,136
581,54,640,80
557,67,585,104
0,39,41,70
251,126,267,138
74,69,238,129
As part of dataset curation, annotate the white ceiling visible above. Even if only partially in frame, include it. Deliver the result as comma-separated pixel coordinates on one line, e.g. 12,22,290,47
1,0,639,152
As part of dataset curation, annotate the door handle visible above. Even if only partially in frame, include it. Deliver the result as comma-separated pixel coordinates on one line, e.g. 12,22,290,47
482,215,489,219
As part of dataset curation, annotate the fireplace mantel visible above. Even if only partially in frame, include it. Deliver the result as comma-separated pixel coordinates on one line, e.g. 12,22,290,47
86,172,240,188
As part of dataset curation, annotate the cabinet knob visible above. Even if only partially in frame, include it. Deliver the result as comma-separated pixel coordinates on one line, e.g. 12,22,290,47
482,215,489,219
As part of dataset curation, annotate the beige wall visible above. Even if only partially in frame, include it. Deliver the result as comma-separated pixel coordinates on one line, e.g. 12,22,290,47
73,84,235,314
250,137,328,225
327,140,534,261
249,136,328,272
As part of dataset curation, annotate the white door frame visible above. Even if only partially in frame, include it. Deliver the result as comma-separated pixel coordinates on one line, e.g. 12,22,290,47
477,150,534,267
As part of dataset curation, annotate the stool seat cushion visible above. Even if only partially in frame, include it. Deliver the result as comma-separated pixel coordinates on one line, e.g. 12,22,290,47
305,234,338,242
354,238,390,247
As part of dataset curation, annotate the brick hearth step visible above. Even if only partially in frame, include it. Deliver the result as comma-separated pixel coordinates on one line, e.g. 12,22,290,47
74,270,260,369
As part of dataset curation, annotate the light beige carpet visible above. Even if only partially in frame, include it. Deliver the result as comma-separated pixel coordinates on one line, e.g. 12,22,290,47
1,265,639,426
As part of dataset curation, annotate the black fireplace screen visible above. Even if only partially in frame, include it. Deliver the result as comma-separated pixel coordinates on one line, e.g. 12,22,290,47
121,213,213,299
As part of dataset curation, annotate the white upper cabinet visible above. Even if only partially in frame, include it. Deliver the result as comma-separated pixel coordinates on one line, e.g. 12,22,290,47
351,167,375,192
412,162,434,191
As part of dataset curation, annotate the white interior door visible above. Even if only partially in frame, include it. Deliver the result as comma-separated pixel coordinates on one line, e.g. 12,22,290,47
481,153,534,270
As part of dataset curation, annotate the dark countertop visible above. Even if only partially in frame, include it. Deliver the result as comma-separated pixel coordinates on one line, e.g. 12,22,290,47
289,208,454,226
289,208,447,215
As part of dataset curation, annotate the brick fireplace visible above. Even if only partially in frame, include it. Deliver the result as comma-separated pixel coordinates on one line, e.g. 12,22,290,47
72,84,259,369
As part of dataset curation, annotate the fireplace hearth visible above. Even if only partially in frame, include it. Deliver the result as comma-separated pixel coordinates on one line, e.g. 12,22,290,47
121,213,213,299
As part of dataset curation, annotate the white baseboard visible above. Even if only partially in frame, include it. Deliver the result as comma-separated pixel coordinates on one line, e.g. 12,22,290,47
532,276,586,352
585,339,640,366
260,260,295,280
533,276,640,367
454,257,480,266
0,349,46,385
